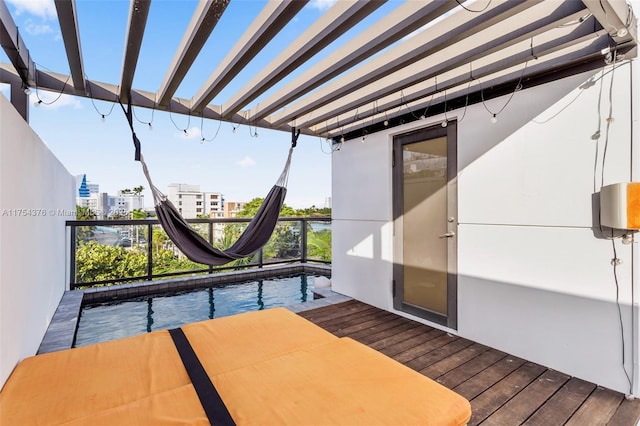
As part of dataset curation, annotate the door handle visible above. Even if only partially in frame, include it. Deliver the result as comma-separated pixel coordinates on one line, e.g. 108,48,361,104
439,232,455,238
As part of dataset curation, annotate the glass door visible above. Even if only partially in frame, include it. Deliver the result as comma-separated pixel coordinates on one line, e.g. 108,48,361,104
393,122,457,328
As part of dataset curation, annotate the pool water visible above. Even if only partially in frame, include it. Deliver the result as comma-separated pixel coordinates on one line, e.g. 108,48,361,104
74,274,318,347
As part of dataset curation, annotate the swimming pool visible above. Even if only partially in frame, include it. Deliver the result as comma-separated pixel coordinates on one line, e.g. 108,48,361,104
74,274,319,347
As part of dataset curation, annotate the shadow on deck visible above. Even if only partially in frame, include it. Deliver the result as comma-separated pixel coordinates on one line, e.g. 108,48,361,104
299,300,640,426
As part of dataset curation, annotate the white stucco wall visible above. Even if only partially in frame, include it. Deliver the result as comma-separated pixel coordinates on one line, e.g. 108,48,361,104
332,62,638,395
0,93,75,388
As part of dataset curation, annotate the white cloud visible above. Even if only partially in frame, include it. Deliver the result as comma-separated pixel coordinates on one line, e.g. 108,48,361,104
237,156,256,168
6,0,56,20
24,19,53,35
309,0,336,11
30,93,82,110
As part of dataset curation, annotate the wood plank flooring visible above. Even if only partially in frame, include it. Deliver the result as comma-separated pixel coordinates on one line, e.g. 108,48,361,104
299,300,640,425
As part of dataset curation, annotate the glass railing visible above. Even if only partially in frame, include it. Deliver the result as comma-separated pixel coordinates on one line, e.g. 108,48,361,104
68,217,331,289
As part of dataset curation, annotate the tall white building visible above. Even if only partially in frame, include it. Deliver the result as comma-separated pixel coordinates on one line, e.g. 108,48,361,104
76,175,108,219
107,191,144,218
167,183,224,219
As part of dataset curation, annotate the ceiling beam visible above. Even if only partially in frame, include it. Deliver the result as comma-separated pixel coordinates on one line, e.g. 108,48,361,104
221,0,385,118
252,0,461,122
321,32,611,138
119,0,151,104
54,0,86,93
191,0,308,113
157,0,229,107
583,0,637,46
297,8,599,130
0,62,313,135
268,0,547,128
0,0,35,86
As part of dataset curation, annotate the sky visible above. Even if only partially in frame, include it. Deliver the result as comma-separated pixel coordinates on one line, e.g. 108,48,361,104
0,0,375,209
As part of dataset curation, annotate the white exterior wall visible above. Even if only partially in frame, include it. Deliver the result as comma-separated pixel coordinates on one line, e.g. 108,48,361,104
0,94,75,388
332,63,638,395
168,183,202,218
204,192,224,218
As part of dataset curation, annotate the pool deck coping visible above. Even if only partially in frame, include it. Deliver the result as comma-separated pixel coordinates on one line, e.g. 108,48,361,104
38,264,348,354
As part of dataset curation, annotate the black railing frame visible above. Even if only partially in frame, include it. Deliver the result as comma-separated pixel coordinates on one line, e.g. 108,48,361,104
67,216,331,289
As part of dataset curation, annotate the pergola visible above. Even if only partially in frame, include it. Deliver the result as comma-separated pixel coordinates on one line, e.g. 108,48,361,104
0,0,637,141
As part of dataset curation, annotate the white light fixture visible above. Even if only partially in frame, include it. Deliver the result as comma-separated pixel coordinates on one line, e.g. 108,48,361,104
490,114,498,124
101,114,106,122
34,100,42,107
23,87,31,95
441,120,448,128
383,120,389,126
616,27,628,37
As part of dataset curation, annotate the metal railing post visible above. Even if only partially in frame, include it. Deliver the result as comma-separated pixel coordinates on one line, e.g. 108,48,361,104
208,222,214,274
69,223,77,290
301,218,308,263
147,223,153,281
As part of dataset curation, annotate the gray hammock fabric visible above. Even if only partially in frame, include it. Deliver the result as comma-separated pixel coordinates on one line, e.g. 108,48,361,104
120,100,297,266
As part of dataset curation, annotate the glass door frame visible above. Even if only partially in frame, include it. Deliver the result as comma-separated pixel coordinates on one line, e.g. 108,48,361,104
392,121,458,329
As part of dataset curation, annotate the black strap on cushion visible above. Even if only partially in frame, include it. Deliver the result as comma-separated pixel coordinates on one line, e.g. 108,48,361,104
169,328,236,426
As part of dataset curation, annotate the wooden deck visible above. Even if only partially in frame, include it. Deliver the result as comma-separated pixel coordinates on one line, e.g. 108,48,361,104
299,300,640,426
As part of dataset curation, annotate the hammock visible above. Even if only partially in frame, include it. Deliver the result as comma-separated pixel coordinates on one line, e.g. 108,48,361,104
120,100,299,266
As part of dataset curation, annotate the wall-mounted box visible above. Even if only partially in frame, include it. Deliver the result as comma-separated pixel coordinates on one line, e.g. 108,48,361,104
600,182,640,230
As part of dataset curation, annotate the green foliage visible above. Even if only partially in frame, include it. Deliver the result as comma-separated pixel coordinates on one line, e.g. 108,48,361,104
75,240,205,285
76,205,97,220
76,241,146,283
296,206,332,217
307,229,331,261
236,198,296,218
131,209,148,219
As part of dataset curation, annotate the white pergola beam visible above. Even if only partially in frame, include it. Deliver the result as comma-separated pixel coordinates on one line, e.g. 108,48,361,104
252,0,461,122
157,0,229,107
0,62,313,135
296,6,597,130
191,0,307,113
221,0,385,118
0,0,35,86
317,30,610,136
583,0,637,45
54,0,86,93
268,0,548,128
119,0,151,103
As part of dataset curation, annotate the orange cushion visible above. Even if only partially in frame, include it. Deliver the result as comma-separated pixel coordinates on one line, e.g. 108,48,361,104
0,308,471,425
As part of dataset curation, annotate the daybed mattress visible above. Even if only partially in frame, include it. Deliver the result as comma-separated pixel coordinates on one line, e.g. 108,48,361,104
0,307,471,425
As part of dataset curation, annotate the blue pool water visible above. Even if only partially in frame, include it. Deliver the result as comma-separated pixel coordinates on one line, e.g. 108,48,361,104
74,274,318,347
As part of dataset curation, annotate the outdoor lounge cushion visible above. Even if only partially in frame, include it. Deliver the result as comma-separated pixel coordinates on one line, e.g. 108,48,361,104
0,307,471,425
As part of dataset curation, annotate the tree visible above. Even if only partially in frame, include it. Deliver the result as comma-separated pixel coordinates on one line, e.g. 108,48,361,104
120,188,132,195
237,197,296,218
76,205,97,220
307,229,331,261
131,208,148,219
75,240,205,285
132,185,144,195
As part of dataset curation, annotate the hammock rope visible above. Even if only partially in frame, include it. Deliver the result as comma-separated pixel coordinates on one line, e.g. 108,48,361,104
119,99,299,266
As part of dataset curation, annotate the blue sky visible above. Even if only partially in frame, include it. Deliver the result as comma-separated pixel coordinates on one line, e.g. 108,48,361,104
0,0,368,209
